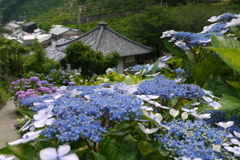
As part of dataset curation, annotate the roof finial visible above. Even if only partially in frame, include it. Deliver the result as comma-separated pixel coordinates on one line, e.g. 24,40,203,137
98,20,107,28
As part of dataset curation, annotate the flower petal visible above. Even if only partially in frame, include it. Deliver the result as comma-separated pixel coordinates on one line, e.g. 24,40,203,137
58,145,71,157
4,156,15,160
8,138,30,145
40,148,57,160
61,153,79,160
45,118,55,125
138,123,145,133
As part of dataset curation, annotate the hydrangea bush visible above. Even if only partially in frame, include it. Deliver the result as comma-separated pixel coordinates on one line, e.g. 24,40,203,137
1,12,240,160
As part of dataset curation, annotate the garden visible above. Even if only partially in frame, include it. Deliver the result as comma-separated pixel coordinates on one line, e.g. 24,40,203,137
1,12,240,160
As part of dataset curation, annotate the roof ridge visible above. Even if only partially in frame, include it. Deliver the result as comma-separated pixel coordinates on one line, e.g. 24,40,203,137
93,25,104,50
56,27,100,47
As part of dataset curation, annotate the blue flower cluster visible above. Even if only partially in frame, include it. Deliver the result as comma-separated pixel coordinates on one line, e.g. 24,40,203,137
136,76,204,100
203,110,240,133
46,66,75,86
208,13,239,22
157,120,235,160
31,85,144,143
161,13,240,51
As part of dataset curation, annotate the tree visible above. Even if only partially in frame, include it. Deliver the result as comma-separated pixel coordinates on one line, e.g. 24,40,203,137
0,26,12,36
121,6,176,60
0,37,29,76
22,39,60,75
65,41,120,77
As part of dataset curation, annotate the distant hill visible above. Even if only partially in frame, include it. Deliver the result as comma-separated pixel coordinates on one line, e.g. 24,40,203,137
0,0,162,23
0,0,228,31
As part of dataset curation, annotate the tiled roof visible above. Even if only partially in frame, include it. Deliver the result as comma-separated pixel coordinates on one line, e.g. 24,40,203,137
45,37,74,61
56,21,153,57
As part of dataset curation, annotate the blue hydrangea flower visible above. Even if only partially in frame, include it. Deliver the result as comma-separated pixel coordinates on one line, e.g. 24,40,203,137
158,119,235,160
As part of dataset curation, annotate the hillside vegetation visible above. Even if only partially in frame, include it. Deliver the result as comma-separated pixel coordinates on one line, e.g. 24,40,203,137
0,0,229,26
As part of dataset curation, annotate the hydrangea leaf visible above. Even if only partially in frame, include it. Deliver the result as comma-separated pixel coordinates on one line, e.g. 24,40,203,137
75,146,88,158
207,48,240,74
6,143,38,160
16,108,36,119
198,94,240,113
138,141,157,155
226,80,240,92
93,152,107,160
203,78,240,98
0,146,12,155
164,41,189,61
191,61,215,86
211,34,240,49
124,72,137,85
100,138,119,159
230,25,240,35
111,142,139,160
147,59,161,75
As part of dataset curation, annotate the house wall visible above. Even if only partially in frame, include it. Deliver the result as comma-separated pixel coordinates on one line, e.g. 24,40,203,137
115,56,136,74
23,40,34,46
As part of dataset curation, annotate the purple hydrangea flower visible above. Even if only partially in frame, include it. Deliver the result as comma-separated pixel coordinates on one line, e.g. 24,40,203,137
38,86,50,92
29,76,40,82
50,87,59,91
68,82,76,86
16,91,26,96
17,93,26,100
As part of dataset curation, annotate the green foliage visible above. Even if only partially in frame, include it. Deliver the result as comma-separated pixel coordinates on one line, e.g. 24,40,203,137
65,41,119,77
0,37,29,76
203,78,240,98
0,26,12,36
198,94,240,113
0,86,9,109
22,39,60,75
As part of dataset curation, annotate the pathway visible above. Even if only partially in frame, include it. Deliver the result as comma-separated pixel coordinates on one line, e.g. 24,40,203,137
0,99,20,160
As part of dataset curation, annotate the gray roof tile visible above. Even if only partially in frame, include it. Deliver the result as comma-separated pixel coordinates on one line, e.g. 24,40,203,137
56,21,153,57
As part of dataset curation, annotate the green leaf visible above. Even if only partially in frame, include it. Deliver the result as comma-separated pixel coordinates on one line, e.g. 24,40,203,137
211,34,240,49
93,152,106,160
124,75,135,85
203,78,240,98
0,146,12,155
226,80,240,92
138,141,158,155
16,108,36,118
136,67,144,80
100,138,119,159
230,25,240,35
206,48,240,74
135,128,149,141
112,142,139,160
125,72,137,84
164,41,189,61
191,61,215,86
113,123,131,131
6,143,39,160
75,145,89,157
198,94,240,113
147,59,161,75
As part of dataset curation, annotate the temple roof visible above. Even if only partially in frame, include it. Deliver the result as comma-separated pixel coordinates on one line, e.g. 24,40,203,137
46,21,153,61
